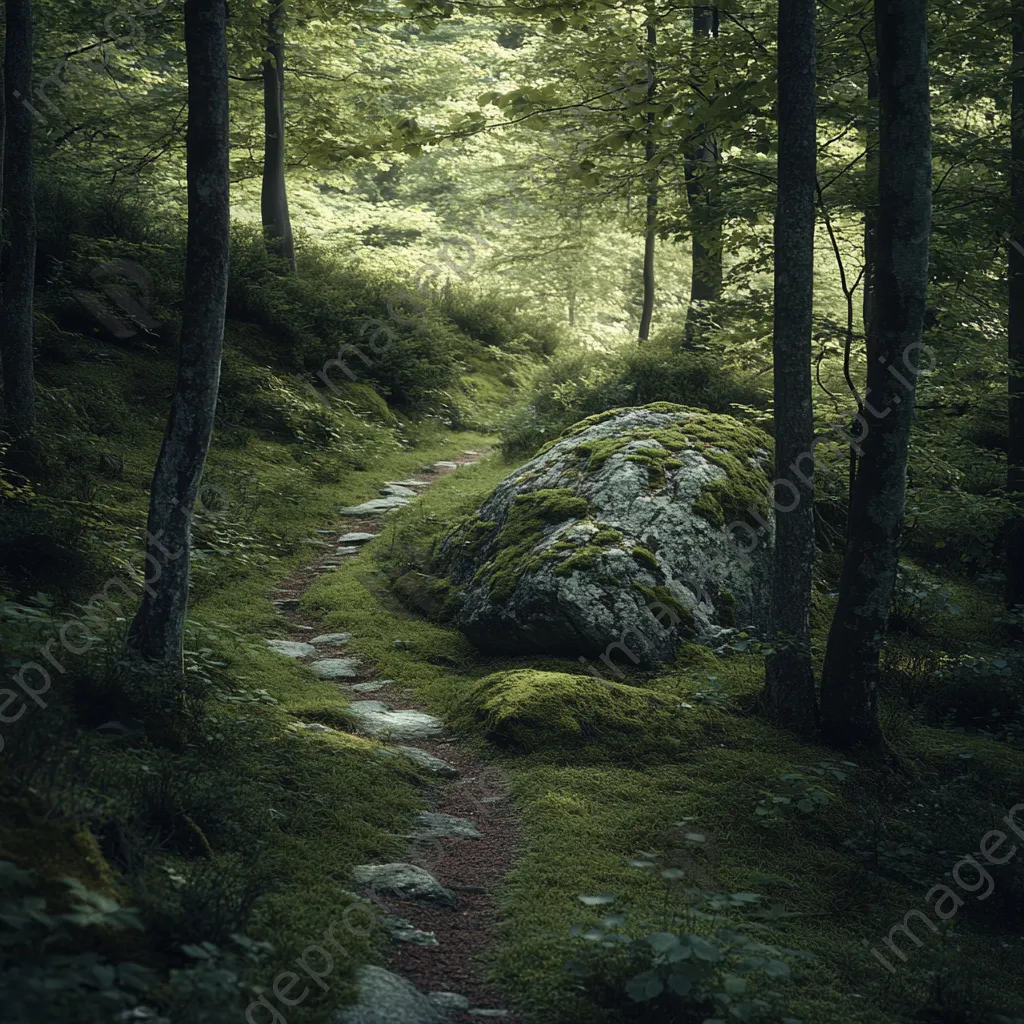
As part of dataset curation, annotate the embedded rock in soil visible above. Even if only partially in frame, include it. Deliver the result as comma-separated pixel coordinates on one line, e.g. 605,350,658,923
330,966,445,1024
439,403,774,665
310,632,353,645
409,811,481,840
389,479,431,488
428,993,470,1012
375,745,460,779
351,862,455,906
347,702,443,740
385,915,440,946
342,496,411,516
351,681,386,693
273,598,301,611
381,483,419,497
264,639,316,658
338,532,377,544
311,658,362,680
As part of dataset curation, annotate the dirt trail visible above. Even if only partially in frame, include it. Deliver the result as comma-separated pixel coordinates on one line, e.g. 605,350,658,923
269,453,522,1022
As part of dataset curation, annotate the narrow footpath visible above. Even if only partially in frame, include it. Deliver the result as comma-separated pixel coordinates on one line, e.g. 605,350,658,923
265,451,522,1024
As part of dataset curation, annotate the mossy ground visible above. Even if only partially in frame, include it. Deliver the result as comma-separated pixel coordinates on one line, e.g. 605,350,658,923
308,461,1024,1024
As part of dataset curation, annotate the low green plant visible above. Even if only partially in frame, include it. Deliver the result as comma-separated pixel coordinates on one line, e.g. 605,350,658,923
754,762,854,822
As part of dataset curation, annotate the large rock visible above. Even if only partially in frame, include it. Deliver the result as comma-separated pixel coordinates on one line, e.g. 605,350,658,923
439,404,774,665
331,966,444,1024
350,862,455,905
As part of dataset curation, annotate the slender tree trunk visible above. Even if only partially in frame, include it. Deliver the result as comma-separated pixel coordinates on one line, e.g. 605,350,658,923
764,0,818,734
1008,5,1024,610
819,0,931,748
863,62,879,358
684,5,722,345
638,12,658,342
127,0,231,666
1,0,37,442
261,1,295,271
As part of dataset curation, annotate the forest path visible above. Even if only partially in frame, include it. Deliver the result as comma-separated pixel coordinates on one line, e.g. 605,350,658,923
267,451,521,1024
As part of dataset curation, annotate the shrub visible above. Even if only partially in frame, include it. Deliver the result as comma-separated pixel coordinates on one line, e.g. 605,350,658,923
500,342,769,457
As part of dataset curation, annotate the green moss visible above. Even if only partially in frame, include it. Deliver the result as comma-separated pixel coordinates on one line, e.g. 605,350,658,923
471,488,589,601
630,546,661,573
633,584,695,636
592,528,623,546
450,669,693,760
714,588,736,627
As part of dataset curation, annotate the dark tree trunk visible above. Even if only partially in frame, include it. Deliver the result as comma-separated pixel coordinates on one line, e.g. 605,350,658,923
638,12,658,342
863,62,880,358
819,0,931,748
261,1,295,271
127,0,231,666
1,0,37,442
1008,5,1024,610
763,0,818,734
684,5,722,345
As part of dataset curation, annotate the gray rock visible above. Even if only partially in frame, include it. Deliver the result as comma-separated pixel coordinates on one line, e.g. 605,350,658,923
338,532,378,544
385,915,440,947
428,993,470,1012
351,681,386,693
310,632,353,645
409,811,481,840
350,863,455,906
342,496,410,516
433,461,459,469
462,450,481,456
441,404,774,665
347,702,443,740
311,658,362,680
273,598,301,611
298,722,332,733
468,1011,509,1018
264,639,316,659
375,745,460,778
317,529,338,535
330,966,444,1024
336,546,362,556
381,483,419,498
389,479,431,488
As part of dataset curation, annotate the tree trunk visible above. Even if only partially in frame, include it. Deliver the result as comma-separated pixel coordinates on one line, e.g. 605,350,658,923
1007,4,1024,610
763,0,818,734
863,62,880,358
261,1,295,271
1,0,37,442
684,5,722,345
127,0,231,666
638,12,658,342
819,0,931,748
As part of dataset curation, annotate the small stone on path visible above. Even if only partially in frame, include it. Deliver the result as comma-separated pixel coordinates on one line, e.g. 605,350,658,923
273,598,300,611
351,862,455,906
310,632,352,645
264,639,316,659
338,532,377,544
335,546,362,555
385,915,440,947
374,746,460,778
389,479,430,488
381,483,419,497
351,681,386,693
433,461,459,469
330,966,444,1024
347,702,443,740
311,658,362,680
409,811,481,840
342,496,410,516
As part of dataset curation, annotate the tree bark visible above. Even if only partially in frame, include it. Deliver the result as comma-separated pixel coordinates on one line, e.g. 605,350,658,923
1007,4,1024,610
638,12,658,342
261,1,295,271
127,0,231,666
1,0,37,442
763,0,818,734
819,0,931,748
684,5,722,345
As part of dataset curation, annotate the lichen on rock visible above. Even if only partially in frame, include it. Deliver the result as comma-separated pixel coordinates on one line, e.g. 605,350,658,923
438,404,774,665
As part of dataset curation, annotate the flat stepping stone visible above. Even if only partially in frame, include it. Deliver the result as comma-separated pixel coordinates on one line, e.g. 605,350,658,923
380,483,419,497
333,965,445,1024
388,479,431,488
317,529,337,535
347,702,443,740
341,496,410,516
385,915,440,947
351,862,455,906
335,546,362,555
391,745,460,778
338,532,377,544
310,632,352,645
273,598,300,611
462,450,481,456
351,681,386,693
428,993,470,1012
264,639,316,659
409,811,481,840
433,461,459,469
311,658,362,680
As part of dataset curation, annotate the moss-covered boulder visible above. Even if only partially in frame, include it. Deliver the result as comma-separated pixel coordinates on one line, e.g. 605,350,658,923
451,669,689,758
439,404,773,664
